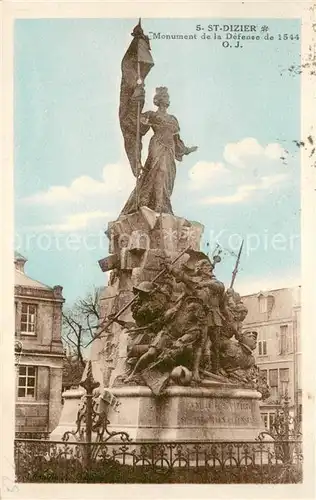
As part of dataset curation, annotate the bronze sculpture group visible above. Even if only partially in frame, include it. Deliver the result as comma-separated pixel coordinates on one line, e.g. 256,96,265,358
111,254,269,399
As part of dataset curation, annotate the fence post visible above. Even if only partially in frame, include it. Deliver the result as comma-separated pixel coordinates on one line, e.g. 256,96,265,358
282,391,290,464
80,361,100,470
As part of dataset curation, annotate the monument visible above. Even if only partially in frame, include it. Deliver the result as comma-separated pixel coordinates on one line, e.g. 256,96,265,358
52,20,269,442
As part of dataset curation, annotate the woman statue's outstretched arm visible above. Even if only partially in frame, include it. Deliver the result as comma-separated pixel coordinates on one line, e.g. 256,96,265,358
175,136,198,161
173,118,198,161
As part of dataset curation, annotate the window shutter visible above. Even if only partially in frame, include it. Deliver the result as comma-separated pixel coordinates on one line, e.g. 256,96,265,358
37,366,50,401
258,296,267,313
279,368,289,382
267,295,275,315
287,328,293,353
279,325,288,354
269,369,278,387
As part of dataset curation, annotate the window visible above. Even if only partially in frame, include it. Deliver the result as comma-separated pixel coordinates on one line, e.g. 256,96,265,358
258,340,267,355
21,304,37,335
18,366,37,398
15,302,18,336
258,295,267,313
261,413,268,428
279,368,289,396
267,295,275,315
269,369,279,399
269,413,276,431
261,412,276,431
279,325,288,354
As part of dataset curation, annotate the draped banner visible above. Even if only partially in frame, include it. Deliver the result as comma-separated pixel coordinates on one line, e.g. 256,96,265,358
119,20,154,177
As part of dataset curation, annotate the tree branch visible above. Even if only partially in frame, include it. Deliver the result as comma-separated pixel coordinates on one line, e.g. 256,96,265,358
61,289,101,369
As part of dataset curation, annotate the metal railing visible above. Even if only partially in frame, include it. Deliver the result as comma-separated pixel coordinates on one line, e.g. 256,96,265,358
14,361,303,484
14,438,303,483
15,432,50,440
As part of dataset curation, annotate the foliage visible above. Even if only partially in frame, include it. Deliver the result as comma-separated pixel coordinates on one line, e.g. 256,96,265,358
62,355,85,390
17,461,303,484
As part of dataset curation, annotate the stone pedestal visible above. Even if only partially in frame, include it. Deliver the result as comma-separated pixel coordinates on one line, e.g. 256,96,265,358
50,388,84,441
107,385,264,442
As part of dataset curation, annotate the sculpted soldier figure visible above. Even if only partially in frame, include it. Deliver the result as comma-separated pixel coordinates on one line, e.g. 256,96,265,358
109,278,172,332
220,330,258,378
219,330,270,398
193,259,234,374
130,279,173,327
223,288,248,338
125,278,174,366
168,257,232,374
125,295,208,392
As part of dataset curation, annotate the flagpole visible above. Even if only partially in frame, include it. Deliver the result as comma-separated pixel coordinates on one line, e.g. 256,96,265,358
135,60,141,212
135,18,142,212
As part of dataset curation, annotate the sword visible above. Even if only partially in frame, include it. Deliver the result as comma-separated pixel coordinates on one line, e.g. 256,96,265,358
229,239,244,289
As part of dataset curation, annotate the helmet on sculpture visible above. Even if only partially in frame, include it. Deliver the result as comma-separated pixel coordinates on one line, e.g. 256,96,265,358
170,365,192,385
133,281,157,294
237,330,258,351
196,258,213,275
183,258,196,271
242,330,258,339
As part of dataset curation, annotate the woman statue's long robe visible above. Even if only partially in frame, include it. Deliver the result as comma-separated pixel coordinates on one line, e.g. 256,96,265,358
121,110,190,215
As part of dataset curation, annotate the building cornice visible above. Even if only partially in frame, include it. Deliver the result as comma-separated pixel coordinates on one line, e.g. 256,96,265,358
14,285,64,303
243,317,295,328
19,351,64,359
16,354,64,369
259,403,295,409
241,285,301,299
256,358,294,365
15,293,64,304
16,402,49,406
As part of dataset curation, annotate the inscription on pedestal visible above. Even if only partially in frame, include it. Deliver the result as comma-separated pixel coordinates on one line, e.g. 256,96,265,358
180,398,260,427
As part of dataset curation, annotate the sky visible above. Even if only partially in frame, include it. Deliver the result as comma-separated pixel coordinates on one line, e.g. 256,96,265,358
14,18,301,305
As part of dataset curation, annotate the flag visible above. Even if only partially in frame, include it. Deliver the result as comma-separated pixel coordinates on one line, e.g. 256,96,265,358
119,20,154,177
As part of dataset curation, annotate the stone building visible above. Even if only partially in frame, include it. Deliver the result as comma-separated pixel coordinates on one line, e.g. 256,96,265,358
242,286,301,430
14,252,65,437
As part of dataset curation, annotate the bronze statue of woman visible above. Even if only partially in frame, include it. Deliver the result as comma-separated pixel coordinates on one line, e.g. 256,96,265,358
121,86,197,215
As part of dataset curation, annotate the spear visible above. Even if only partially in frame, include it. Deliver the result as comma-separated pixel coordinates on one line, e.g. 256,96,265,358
229,239,244,289
85,246,191,348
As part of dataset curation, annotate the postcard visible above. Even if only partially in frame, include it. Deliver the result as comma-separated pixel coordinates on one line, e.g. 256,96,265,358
1,1,315,499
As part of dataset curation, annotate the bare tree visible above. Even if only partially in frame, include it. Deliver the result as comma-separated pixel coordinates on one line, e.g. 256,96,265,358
62,352,85,391
62,288,101,369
